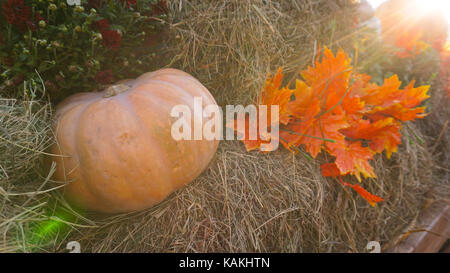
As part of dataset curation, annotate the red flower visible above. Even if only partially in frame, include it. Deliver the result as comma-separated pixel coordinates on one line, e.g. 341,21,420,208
144,31,163,47
101,29,121,51
144,34,155,47
27,12,46,31
2,0,32,31
120,0,137,9
55,74,64,83
152,0,167,15
3,57,13,67
13,74,24,85
95,70,113,84
44,80,57,93
94,19,110,31
88,0,107,9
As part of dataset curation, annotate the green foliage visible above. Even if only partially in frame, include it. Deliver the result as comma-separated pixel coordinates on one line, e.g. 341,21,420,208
0,0,167,101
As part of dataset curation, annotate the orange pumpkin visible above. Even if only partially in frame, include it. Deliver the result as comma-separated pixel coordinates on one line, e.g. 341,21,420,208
51,69,219,213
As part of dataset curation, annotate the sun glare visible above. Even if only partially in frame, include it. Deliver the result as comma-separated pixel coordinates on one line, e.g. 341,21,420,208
366,0,385,9
416,0,450,23
367,0,450,25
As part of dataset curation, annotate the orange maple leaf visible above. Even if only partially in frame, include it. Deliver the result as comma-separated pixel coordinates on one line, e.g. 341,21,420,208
286,79,316,120
368,104,428,122
342,182,384,207
320,163,341,177
230,46,430,207
280,48,353,157
328,141,376,182
227,68,292,152
341,118,402,158
359,75,430,122
261,68,293,126
358,75,403,107
341,96,365,116
301,47,352,99
322,165,384,207
281,112,348,158
227,117,263,152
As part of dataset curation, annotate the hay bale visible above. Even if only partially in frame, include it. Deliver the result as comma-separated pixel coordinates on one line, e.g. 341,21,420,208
1,0,448,253
59,0,447,253
0,98,53,186
0,89,57,252
161,0,354,106
66,137,441,252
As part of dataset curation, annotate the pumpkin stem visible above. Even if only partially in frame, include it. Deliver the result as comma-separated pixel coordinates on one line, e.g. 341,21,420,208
103,84,131,98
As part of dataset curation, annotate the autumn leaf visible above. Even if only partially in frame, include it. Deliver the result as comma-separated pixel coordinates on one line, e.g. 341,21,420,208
322,166,384,207
401,80,431,108
279,98,321,152
342,182,384,207
368,104,428,122
301,47,352,99
340,95,365,117
328,141,376,182
321,163,341,177
359,75,430,122
286,79,316,120
231,46,429,207
227,117,277,152
358,75,403,107
280,48,353,157
226,68,292,152
341,118,402,158
261,68,293,125
281,112,348,158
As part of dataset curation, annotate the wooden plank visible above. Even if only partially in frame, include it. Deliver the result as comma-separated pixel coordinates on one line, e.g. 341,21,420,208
440,241,450,253
390,202,450,253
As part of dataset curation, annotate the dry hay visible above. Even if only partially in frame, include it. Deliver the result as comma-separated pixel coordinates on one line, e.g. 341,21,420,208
0,85,56,252
0,0,449,252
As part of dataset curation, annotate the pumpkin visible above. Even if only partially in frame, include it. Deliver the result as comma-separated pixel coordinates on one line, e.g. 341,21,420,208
50,68,219,213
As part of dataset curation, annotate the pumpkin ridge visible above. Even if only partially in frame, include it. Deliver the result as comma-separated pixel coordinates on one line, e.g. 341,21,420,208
133,80,194,107
74,99,132,210
135,79,208,170
125,85,204,191
117,94,177,199
77,97,174,212
135,68,193,82
56,98,105,210
136,68,215,102
146,77,216,104
55,92,102,120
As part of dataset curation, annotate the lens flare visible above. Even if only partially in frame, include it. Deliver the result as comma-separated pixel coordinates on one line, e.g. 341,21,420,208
415,0,450,25
368,0,450,25
24,208,77,251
